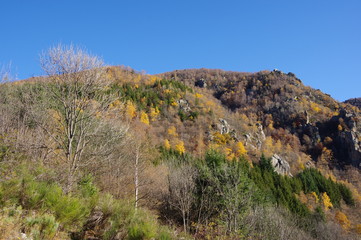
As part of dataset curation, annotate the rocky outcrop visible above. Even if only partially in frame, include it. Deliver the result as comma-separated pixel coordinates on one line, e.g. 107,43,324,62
328,109,361,167
256,123,266,142
217,118,231,134
244,123,266,150
344,97,361,109
338,130,361,167
271,154,292,176
302,124,321,145
208,119,239,142
195,78,207,88
177,99,191,112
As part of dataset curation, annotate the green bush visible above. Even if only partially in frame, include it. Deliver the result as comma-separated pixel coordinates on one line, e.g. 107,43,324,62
99,194,135,240
51,193,89,228
98,194,172,240
78,174,98,198
128,218,157,240
26,213,59,240
0,167,91,231
157,228,173,240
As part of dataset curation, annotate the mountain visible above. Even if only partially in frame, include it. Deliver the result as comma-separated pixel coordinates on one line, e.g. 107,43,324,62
159,68,361,168
1,64,361,239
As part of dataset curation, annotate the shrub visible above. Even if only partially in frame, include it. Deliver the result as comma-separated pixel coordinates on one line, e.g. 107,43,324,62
99,194,134,239
128,216,157,240
26,213,59,240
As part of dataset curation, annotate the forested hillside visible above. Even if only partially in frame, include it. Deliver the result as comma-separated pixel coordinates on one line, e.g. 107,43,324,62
0,45,360,239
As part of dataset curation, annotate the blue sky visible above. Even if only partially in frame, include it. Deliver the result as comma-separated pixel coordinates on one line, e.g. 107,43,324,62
1,0,360,101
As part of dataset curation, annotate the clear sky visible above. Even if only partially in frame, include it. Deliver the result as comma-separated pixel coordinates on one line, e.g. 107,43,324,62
1,0,360,101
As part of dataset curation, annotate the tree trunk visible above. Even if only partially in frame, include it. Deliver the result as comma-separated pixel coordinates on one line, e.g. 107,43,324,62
182,210,187,233
134,145,139,209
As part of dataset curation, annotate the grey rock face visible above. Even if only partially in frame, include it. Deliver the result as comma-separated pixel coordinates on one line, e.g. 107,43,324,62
333,109,361,167
271,154,292,176
339,131,361,167
244,123,266,150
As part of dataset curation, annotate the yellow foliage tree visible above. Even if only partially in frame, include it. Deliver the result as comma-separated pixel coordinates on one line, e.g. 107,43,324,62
149,107,160,121
140,111,149,125
109,99,121,109
167,126,178,137
170,101,178,107
335,211,351,230
126,100,137,119
146,75,159,85
311,192,319,203
274,140,282,153
164,139,171,150
224,147,235,161
310,101,321,113
262,136,274,157
133,74,141,84
236,142,247,156
174,140,185,154
195,93,203,99
213,132,231,145
321,192,333,210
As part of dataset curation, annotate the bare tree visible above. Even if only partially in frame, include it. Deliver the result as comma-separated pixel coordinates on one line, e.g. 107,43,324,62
40,44,126,193
0,64,11,133
168,164,197,233
127,126,154,210
0,62,14,83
